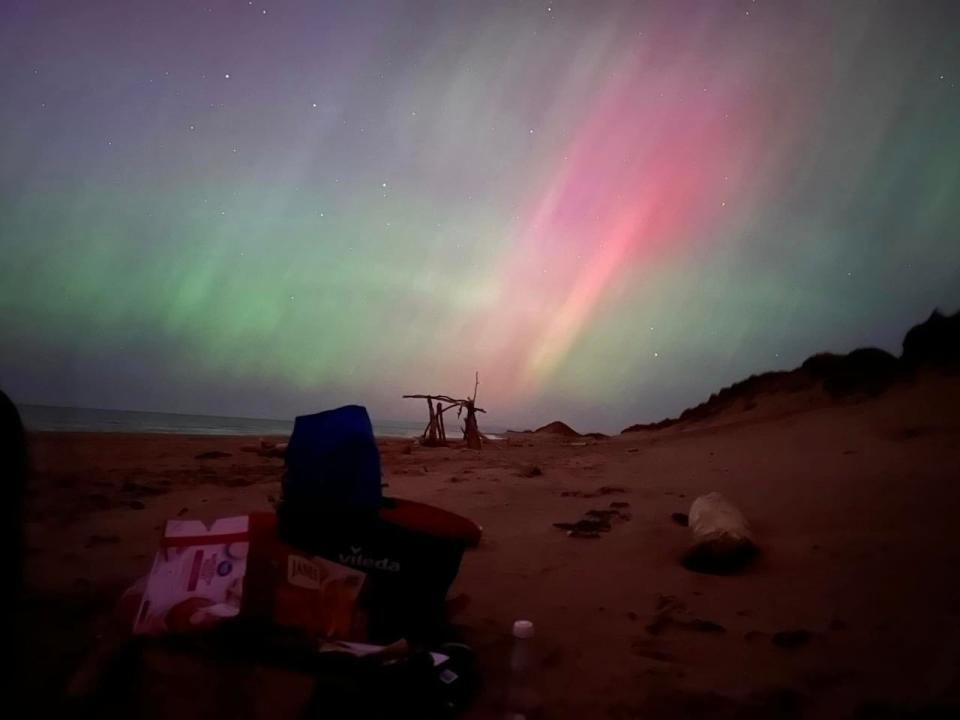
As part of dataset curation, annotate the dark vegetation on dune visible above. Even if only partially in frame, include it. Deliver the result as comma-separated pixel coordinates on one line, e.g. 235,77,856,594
623,309,960,434
902,308,960,369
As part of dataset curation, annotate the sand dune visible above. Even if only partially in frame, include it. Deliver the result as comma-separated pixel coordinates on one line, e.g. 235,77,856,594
623,309,959,435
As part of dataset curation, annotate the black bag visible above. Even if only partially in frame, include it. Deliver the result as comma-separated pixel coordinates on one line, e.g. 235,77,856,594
299,641,477,720
298,650,445,719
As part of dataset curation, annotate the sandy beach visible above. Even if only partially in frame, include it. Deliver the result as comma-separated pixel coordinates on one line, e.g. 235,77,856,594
15,371,960,718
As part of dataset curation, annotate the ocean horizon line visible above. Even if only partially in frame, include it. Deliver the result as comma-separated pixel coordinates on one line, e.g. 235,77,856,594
15,403,504,439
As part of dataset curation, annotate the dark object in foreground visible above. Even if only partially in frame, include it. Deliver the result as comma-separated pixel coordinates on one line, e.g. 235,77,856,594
2,390,27,606
300,641,477,720
671,512,689,527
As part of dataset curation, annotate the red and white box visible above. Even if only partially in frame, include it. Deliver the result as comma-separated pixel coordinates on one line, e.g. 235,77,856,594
133,513,367,640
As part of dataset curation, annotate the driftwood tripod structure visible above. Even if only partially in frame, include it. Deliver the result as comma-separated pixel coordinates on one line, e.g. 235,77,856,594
404,373,485,449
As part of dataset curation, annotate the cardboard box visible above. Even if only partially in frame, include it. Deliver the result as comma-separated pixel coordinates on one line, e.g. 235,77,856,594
134,514,366,640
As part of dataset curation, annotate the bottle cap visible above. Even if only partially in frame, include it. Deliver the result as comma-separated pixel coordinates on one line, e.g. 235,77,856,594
512,619,535,639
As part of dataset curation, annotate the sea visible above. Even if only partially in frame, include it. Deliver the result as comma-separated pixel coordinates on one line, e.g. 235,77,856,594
16,404,464,439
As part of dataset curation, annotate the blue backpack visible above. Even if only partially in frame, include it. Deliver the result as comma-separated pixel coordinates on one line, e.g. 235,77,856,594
281,405,382,512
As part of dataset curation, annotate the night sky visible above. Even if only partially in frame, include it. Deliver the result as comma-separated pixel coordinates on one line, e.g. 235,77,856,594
1,0,959,432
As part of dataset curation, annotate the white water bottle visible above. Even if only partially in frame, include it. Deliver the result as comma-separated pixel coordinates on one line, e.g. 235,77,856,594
504,619,542,719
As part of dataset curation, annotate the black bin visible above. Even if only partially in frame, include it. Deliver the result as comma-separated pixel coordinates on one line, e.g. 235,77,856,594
277,406,481,641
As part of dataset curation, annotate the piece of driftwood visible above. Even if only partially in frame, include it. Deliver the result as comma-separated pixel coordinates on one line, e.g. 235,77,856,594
426,397,437,444
436,402,446,443
464,372,483,449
